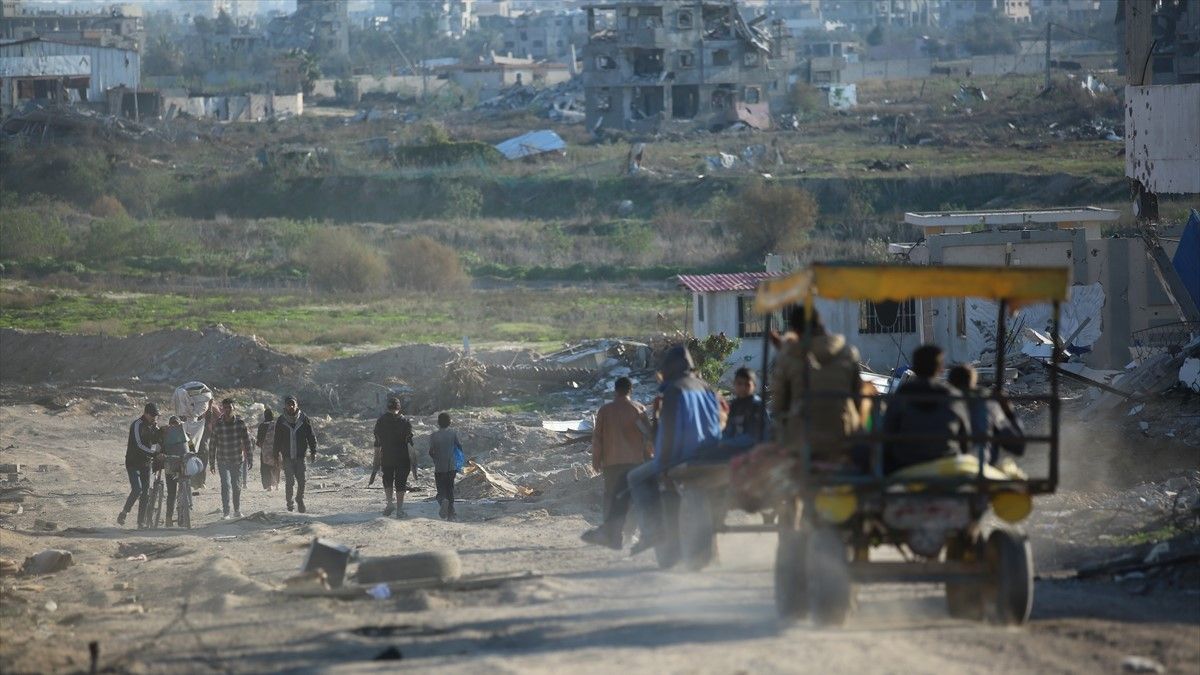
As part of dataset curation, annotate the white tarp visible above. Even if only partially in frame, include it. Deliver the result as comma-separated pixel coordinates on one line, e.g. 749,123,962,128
495,129,566,160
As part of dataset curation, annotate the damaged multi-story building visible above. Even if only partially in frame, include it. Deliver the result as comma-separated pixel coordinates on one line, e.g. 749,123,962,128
582,0,787,132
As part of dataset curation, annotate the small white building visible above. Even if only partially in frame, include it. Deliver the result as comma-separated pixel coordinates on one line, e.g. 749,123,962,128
678,272,922,377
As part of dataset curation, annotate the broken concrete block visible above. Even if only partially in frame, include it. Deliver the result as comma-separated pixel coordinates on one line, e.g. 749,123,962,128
302,538,351,588
0,464,22,474
22,549,74,575
356,550,461,585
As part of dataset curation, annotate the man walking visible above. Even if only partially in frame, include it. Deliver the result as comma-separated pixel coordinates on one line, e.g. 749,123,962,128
372,397,415,517
256,408,280,491
208,398,253,519
627,346,722,555
119,403,162,528
274,395,317,513
581,377,652,550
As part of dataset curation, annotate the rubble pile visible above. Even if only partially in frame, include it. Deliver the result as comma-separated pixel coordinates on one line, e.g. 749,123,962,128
474,80,584,123
0,326,307,390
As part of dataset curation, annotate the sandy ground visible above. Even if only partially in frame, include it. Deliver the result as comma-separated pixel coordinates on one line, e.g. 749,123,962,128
1,401,1198,675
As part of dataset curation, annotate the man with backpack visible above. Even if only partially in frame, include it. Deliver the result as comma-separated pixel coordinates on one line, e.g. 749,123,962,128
372,397,415,517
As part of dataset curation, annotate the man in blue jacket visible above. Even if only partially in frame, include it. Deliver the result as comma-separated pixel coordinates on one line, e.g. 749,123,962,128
627,345,722,555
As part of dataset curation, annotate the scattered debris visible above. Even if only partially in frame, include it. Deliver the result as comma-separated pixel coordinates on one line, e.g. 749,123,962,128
284,569,330,593
456,461,538,500
1121,656,1166,674
0,558,19,576
302,538,352,589
21,549,73,576
356,550,461,585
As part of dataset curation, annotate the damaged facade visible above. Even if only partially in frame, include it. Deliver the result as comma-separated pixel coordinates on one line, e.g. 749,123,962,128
582,1,786,132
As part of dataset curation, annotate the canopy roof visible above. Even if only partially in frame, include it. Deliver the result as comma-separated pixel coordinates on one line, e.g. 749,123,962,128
755,264,1071,313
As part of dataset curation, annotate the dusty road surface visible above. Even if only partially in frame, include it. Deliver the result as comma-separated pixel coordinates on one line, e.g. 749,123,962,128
1,400,1198,675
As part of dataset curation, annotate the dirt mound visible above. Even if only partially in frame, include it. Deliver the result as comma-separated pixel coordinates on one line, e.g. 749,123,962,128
0,325,308,389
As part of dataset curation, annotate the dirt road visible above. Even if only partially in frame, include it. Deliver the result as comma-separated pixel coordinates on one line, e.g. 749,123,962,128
1,402,1197,674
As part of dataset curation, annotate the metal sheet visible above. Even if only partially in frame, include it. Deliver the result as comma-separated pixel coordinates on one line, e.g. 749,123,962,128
0,55,89,78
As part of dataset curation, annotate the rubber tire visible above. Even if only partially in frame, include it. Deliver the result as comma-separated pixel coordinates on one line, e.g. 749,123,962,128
177,482,191,530
806,527,853,626
149,478,165,529
985,528,1033,625
945,534,984,620
654,489,682,570
678,487,718,571
356,550,462,585
774,527,808,620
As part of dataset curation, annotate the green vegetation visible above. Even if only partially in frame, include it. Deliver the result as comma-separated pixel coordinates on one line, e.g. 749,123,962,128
0,283,687,351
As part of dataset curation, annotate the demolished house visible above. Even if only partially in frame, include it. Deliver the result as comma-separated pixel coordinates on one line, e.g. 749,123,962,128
581,0,787,132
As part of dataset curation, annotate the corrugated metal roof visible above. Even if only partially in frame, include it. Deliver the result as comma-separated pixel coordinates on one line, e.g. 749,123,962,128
677,272,777,294
0,55,90,78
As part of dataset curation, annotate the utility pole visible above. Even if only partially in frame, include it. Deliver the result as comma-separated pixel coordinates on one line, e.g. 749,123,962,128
1044,21,1052,90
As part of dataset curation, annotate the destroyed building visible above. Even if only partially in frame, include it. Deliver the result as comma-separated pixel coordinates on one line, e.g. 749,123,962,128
581,0,786,132
0,37,139,111
0,0,143,51
267,0,349,57
390,0,476,39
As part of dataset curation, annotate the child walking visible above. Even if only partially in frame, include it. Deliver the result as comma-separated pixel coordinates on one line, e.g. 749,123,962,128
428,413,461,521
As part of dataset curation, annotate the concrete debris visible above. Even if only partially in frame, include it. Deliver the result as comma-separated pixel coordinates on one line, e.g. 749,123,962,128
0,558,20,576
475,80,584,122
1180,358,1200,393
21,549,74,576
356,550,461,585
954,85,988,103
1121,656,1166,673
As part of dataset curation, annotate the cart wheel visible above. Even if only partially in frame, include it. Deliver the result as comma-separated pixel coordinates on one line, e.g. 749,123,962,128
774,526,808,620
984,528,1033,625
807,527,853,626
678,487,718,571
945,534,984,620
654,488,682,570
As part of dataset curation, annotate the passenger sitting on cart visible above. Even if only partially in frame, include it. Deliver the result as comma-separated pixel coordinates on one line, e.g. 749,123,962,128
771,305,864,468
946,364,1025,466
627,345,723,555
881,345,970,474
161,416,192,528
696,367,768,462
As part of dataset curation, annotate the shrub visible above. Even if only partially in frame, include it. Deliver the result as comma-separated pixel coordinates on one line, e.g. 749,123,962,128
389,236,470,292
89,195,128,218
392,141,500,167
0,207,72,260
726,183,818,258
439,182,483,219
301,227,388,293
688,333,740,384
788,82,823,115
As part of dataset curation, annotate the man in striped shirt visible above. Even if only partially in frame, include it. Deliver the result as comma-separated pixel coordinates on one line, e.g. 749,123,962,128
208,398,253,519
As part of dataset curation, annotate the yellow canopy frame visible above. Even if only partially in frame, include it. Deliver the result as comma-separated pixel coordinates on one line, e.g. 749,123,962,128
755,264,1071,314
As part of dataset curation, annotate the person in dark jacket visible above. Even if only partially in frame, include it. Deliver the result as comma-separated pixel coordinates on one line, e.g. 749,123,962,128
161,415,192,527
119,403,162,528
373,397,415,517
697,367,768,461
627,345,722,555
273,395,317,513
882,345,969,473
256,408,279,491
946,364,1025,465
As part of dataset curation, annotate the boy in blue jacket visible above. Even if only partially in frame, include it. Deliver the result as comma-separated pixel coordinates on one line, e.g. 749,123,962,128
627,345,722,555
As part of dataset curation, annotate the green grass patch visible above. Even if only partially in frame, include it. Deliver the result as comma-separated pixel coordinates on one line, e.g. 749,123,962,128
0,283,688,353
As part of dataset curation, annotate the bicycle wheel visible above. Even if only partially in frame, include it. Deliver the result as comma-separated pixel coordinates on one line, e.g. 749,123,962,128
150,476,165,529
178,477,191,529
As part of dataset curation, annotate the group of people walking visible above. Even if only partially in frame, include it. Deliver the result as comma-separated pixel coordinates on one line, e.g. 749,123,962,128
119,393,462,528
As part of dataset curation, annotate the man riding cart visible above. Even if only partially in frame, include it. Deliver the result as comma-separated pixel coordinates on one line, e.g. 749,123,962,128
663,263,1069,627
